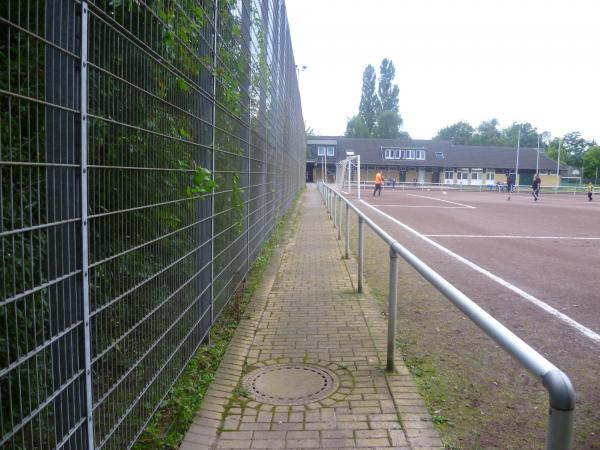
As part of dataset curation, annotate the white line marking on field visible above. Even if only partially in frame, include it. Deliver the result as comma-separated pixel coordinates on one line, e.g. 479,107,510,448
425,234,600,240
360,200,600,343
374,205,467,209
406,193,476,209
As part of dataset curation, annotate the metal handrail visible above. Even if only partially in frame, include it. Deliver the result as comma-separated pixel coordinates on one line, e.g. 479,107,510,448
318,181,575,450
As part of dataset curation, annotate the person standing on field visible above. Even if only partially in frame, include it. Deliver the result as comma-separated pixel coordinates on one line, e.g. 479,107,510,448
588,182,594,201
506,174,514,200
373,171,383,197
532,175,541,202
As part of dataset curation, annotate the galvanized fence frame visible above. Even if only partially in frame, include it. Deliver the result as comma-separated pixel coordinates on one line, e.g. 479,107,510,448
319,182,575,450
0,0,304,448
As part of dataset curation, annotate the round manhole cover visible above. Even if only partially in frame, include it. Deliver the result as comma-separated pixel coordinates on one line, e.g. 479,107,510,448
242,363,339,405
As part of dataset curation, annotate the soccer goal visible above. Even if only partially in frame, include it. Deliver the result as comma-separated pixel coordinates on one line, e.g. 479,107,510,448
335,155,361,199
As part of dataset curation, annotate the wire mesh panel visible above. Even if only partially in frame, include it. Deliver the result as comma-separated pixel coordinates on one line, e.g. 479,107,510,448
1,0,304,448
1,0,90,448
85,1,215,448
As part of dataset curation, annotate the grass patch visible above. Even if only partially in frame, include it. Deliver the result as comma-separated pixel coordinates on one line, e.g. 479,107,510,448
134,189,303,449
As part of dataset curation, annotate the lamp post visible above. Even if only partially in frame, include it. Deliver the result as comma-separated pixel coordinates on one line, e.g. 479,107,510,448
295,64,307,82
515,128,521,187
536,135,540,176
540,131,551,177
556,139,562,192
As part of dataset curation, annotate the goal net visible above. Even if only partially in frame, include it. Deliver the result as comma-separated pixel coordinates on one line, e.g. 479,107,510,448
335,155,361,199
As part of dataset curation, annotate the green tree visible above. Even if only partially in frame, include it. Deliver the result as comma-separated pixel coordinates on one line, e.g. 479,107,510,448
345,114,370,137
582,146,600,182
502,122,540,148
562,131,595,167
358,64,380,135
471,119,503,146
378,58,399,113
375,110,405,139
434,121,474,144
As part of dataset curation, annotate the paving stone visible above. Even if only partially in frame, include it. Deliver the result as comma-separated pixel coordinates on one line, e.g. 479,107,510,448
250,439,286,448
356,438,391,447
219,431,253,440
321,438,357,447
285,438,320,448
180,443,212,450
322,430,354,439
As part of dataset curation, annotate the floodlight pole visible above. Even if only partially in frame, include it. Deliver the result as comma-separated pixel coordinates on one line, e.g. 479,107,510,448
556,139,562,193
536,135,540,175
357,155,361,200
515,128,521,187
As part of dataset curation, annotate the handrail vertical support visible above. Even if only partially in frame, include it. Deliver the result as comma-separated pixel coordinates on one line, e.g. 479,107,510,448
543,368,575,449
333,191,337,225
386,247,399,372
358,217,364,293
546,408,574,450
337,196,342,240
344,203,350,258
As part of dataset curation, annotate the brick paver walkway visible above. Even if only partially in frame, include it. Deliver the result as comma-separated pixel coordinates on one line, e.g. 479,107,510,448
181,185,442,449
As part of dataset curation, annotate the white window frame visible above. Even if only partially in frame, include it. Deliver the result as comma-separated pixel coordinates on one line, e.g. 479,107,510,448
394,150,400,159
485,171,495,182
470,168,483,185
317,146,325,156
326,146,335,157
416,150,426,160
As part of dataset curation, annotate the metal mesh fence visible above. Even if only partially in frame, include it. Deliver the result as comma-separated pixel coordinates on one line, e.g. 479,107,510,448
0,0,305,448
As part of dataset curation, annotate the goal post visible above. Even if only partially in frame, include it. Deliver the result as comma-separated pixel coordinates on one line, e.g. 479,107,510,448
335,155,361,199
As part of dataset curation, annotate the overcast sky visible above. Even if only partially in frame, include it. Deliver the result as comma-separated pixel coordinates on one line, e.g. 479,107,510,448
285,0,599,143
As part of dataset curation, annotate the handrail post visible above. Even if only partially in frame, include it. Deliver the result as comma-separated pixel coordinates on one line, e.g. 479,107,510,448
358,217,364,293
386,246,399,372
333,192,337,226
543,369,575,450
337,196,342,240
344,203,350,259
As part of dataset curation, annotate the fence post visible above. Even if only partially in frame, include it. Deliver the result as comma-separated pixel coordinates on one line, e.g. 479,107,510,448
386,246,399,372
344,203,350,259
79,3,95,447
358,217,364,294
